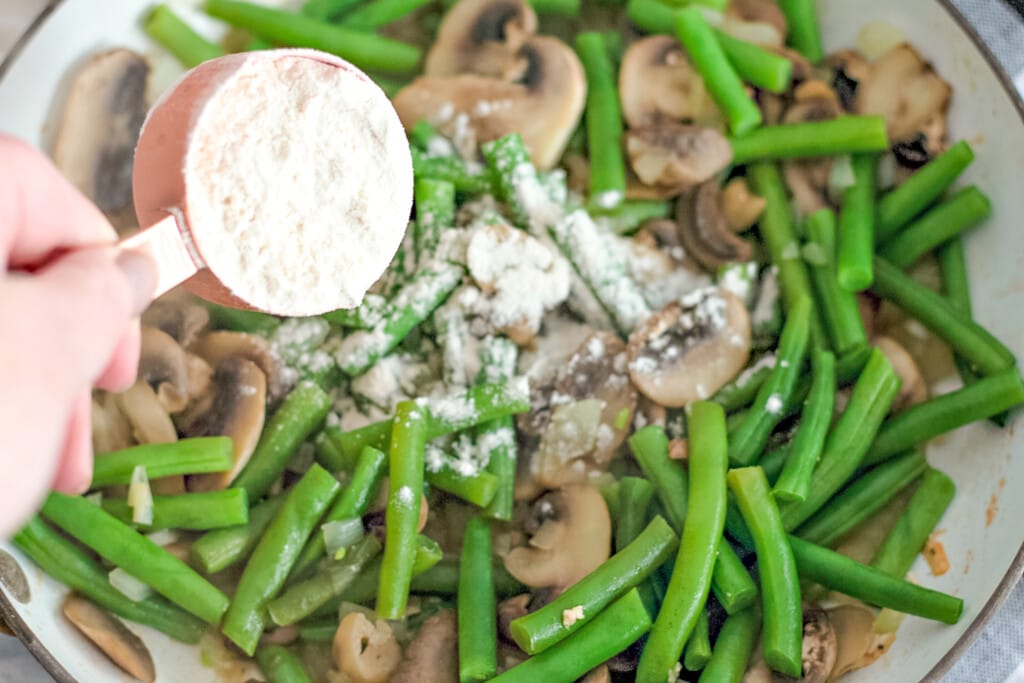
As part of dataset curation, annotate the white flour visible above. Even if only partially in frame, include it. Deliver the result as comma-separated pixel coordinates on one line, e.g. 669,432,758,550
183,54,412,316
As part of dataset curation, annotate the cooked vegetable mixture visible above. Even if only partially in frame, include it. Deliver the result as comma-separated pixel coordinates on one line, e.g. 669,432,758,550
18,0,1024,681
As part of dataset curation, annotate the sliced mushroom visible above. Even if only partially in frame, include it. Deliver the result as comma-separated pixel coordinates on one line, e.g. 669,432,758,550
800,608,838,683
828,604,896,678
114,380,177,446
332,612,402,683
141,298,210,348
497,594,532,643
186,357,267,492
424,0,537,77
91,392,134,454
626,124,733,189
504,485,611,588
393,36,585,170
391,610,459,683
63,595,155,683
581,665,611,683
139,326,191,414
191,331,286,402
721,177,767,233
627,288,752,407
618,35,718,129
781,81,843,216
675,182,755,271
874,335,927,412
824,49,872,112
52,49,149,234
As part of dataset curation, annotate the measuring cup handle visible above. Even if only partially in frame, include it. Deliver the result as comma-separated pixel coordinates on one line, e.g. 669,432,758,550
119,211,202,300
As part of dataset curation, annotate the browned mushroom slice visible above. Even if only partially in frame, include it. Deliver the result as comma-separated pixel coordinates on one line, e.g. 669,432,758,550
139,326,191,414
626,124,732,189
627,288,751,407
424,0,537,77
720,177,766,233
186,357,267,492
394,36,585,170
52,49,149,235
581,665,612,683
504,485,611,588
828,603,896,678
618,35,717,129
675,182,754,271
91,392,135,454
332,611,402,683
824,49,872,112
63,595,155,683
391,610,459,682
141,297,210,349
800,607,839,683
191,330,286,402
874,335,927,412
497,594,532,643
778,80,843,215
115,380,178,446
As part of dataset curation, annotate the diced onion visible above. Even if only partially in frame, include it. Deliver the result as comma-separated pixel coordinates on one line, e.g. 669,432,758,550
128,465,153,526
802,242,829,266
321,518,365,558
145,529,179,547
873,607,906,634
84,492,103,507
877,153,897,190
108,567,151,602
856,20,906,61
829,155,856,199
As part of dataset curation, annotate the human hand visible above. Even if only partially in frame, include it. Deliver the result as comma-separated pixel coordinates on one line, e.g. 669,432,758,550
0,135,155,537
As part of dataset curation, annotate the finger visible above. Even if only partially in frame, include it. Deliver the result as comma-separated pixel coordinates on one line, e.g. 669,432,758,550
96,323,142,392
0,135,117,269
51,392,93,495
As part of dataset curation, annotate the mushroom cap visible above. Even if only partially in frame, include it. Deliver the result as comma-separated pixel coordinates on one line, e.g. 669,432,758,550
91,392,135,454
391,610,459,683
393,36,585,170
626,123,733,189
190,330,287,402
114,379,178,445
139,325,191,414
504,484,611,587
618,35,717,130
627,288,752,407
424,0,537,78
854,44,951,142
800,608,839,683
63,595,155,683
675,182,755,271
141,297,210,349
874,335,928,412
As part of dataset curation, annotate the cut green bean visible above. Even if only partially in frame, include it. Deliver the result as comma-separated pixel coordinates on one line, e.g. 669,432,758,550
637,402,728,682
731,117,889,164
458,517,497,682
711,541,758,614
323,294,389,332
872,468,957,577
698,607,761,683
616,476,656,552
879,186,991,267
13,517,206,644
684,610,713,672
203,303,281,335
41,494,229,624
377,401,428,620
298,618,337,642
774,349,835,502
789,536,963,624
256,645,313,683
778,348,901,531
232,382,332,501
529,0,582,15
597,199,672,235
837,153,878,291
872,256,1016,376
714,30,793,94
675,8,762,135
313,426,356,473
222,464,341,654
805,209,868,354
864,369,1024,466
476,337,519,521
730,296,811,466
192,496,286,574
796,450,927,547
411,146,494,195
490,589,652,683
340,0,432,29
102,489,248,531
144,5,225,68
711,358,773,413
576,32,627,210
292,445,388,578
330,536,452,606
426,463,499,508
876,141,975,240
91,437,233,488
414,177,456,265
777,0,823,62
728,467,801,677
511,516,677,655
203,0,422,72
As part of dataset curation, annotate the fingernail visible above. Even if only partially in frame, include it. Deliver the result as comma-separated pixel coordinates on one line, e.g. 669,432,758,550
116,250,158,315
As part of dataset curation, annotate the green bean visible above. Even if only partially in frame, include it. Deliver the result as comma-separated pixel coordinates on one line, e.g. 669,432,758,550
312,426,355,472
302,0,362,19
637,401,728,682
477,338,519,522
837,153,878,291
731,117,889,164
796,450,927,547
192,497,285,574
805,209,868,354
711,359,773,413
426,463,499,508
411,146,494,195
711,541,758,614
414,177,456,266
616,476,656,552
491,589,652,683
684,610,713,671
879,186,991,268
778,348,901,531
222,465,341,654
203,0,422,72
730,296,811,466
458,517,497,682
597,199,672,235
788,536,963,623
13,517,206,643
728,467,801,677
714,30,793,94
292,446,388,578
91,437,233,488
777,0,823,62
698,607,761,683
774,349,836,502
323,294,389,332
872,256,1016,376
864,369,1024,466
675,8,762,135
747,162,827,346
232,382,332,501
203,302,280,335
256,645,313,683
101,489,248,531
144,5,225,68
788,343,871,414
872,468,957,577
41,494,229,624
268,536,381,626
298,618,337,642
529,0,582,15
876,141,975,240
377,401,428,619
481,134,536,230
511,516,677,655
576,32,627,210
340,0,432,29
